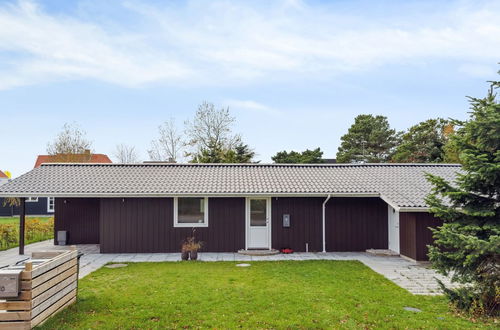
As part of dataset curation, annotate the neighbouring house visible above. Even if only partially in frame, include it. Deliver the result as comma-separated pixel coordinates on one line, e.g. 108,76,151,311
0,153,112,217
0,171,8,185
0,163,460,261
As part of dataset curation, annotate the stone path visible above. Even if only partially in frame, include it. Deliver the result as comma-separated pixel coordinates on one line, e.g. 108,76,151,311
0,240,456,295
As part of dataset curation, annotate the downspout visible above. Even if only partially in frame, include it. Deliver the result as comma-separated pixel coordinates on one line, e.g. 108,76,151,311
322,194,332,253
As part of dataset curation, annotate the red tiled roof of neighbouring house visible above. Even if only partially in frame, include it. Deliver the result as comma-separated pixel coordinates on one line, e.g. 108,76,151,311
0,170,8,178
34,154,112,168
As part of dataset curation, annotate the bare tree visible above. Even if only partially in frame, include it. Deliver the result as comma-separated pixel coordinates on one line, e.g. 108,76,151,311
148,118,184,162
184,102,241,158
114,144,140,163
47,123,93,162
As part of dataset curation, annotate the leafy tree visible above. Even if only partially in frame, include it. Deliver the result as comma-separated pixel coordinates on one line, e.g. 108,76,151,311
425,75,500,317
186,102,254,163
272,148,324,163
392,118,453,163
185,102,241,160
47,123,93,162
336,115,400,163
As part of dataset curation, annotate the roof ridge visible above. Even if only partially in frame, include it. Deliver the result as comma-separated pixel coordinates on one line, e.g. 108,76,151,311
39,162,462,167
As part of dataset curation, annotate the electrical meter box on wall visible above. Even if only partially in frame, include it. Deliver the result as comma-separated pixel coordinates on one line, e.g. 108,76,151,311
0,269,22,298
283,214,291,227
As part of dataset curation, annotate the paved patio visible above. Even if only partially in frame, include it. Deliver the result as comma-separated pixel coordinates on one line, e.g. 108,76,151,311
0,240,456,295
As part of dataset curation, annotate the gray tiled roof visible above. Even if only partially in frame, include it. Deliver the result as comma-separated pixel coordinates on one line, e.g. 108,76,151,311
0,163,461,209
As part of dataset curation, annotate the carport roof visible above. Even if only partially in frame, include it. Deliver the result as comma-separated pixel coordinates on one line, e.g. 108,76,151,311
0,163,461,210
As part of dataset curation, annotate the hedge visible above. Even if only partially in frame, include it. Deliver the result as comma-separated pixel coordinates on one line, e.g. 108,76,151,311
0,217,54,251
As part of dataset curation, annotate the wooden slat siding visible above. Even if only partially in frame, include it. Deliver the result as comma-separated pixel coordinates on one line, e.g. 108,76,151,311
0,311,30,322
0,321,30,329
325,197,388,251
0,301,31,310
271,197,323,252
100,197,245,253
29,259,77,289
30,291,76,328
31,276,76,308
399,212,417,260
31,271,77,298
29,250,77,279
399,212,443,261
55,198,100,244
0,250,78,329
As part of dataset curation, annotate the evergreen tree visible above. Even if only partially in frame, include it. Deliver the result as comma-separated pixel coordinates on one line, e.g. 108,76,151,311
392,118,453,163
272,148,324,163
336,114,400,163
191,140,255,163
425,76,500,316
225,143,256,163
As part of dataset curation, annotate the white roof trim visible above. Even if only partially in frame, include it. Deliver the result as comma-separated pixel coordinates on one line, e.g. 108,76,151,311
2,192,381,198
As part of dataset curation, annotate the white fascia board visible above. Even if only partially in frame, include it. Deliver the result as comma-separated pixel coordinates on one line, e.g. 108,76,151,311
0,192,381,198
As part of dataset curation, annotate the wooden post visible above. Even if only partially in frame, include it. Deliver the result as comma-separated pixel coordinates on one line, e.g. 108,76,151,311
19,197,26,255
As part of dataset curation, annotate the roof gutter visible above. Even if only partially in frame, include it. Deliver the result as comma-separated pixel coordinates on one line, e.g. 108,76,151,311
322,194,332,253
0,192,381,198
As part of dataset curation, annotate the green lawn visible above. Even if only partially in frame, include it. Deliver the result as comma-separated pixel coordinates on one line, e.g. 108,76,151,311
0,216,53,224
39,261,491,329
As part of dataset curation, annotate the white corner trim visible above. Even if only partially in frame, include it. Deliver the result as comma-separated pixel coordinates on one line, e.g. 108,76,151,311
173,197,209,227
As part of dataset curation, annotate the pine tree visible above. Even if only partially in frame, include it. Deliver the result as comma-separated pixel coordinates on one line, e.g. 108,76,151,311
425,75,500,316
336,114,400,163
272,148,324,163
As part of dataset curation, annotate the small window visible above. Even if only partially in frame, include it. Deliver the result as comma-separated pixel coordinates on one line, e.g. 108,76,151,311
174,197,208,227
47,197,55,213
26,197,38,202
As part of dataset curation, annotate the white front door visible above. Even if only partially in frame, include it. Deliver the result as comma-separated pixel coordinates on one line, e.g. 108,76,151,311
246,198,271,249
388,205,400,253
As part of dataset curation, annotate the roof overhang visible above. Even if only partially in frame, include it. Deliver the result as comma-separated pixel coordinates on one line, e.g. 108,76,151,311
0,191,428,211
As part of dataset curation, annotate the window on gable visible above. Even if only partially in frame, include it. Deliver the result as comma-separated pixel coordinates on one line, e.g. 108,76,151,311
174,197,208,227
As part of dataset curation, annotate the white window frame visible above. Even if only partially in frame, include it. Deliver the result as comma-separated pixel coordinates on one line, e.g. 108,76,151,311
173,197,209,227
26,197,38,202
47,197,55,213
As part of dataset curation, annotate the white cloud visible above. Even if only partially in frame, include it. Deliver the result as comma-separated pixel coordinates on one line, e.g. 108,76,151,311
0,0,499,89
224,99,282,115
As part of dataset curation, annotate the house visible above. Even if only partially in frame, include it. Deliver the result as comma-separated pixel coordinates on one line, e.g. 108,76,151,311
33,152,112,168
0,170,9,185
0,153,112,217
0,163,460,261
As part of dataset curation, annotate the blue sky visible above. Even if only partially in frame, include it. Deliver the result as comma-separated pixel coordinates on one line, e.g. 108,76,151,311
0,0,499,177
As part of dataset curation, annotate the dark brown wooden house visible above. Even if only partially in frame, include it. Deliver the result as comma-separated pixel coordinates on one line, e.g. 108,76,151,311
0,163,460,261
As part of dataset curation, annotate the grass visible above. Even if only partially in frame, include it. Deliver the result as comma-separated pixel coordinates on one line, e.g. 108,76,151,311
0,216,53,224
38,261,492,329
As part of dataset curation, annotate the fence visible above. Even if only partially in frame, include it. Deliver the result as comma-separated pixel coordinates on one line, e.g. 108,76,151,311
0,248,78,329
